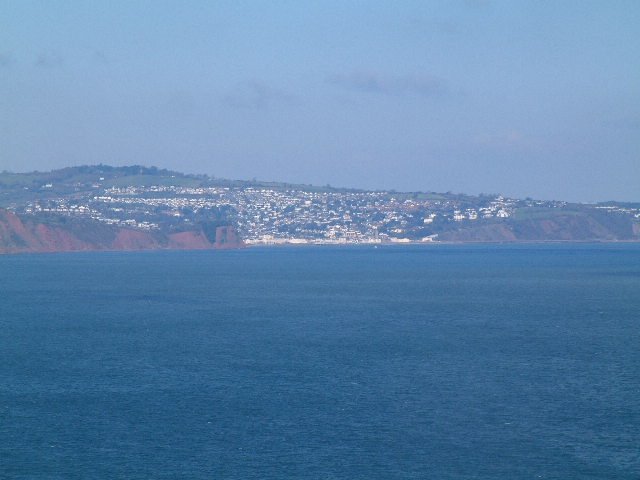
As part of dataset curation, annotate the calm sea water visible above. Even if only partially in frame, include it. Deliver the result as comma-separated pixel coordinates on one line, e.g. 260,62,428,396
1,244,639,479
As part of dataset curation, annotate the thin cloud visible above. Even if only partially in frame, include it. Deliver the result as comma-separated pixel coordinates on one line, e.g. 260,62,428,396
434,20,460,35
0,52,14,67
472,131,534,150
35,52,63,68
223,80,296,110
409,16,462,36
604,116,640,130
327,72,447,97
93,51,110,65
462,0,491,9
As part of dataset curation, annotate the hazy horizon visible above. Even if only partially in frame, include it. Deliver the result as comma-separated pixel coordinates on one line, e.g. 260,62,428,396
1,1,638,202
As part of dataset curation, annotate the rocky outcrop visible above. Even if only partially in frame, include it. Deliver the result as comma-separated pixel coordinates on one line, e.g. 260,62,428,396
111,229,161,250
167,231,216,250
0,209,243,254
0,210,91,253
214,226,243,249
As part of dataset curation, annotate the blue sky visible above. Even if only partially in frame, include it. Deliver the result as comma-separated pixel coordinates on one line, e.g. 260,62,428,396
1,1,638,201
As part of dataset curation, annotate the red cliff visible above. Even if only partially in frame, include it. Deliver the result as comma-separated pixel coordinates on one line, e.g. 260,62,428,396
214,226,244,249
0,209,243,254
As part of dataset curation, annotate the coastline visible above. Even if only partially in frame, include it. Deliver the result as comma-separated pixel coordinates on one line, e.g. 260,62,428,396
3,238,640,256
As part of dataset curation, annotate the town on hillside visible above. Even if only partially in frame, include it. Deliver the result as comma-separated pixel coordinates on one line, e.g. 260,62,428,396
1,165,639,244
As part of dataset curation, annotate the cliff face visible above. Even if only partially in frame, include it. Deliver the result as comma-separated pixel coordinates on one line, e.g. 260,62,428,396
1,206,637,253
214,226,242,249
438,212,640,242
0,210,90,253
0,209,243,254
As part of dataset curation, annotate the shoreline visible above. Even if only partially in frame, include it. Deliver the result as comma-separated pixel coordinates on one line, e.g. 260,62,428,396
2,239,640,256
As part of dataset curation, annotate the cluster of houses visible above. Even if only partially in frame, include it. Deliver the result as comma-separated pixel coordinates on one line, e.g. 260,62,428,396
18,184,533,244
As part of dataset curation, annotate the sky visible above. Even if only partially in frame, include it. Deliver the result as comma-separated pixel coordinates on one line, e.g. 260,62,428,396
1,1,638,202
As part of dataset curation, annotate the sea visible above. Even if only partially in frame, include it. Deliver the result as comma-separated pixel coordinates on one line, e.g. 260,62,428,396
1,244,639,479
